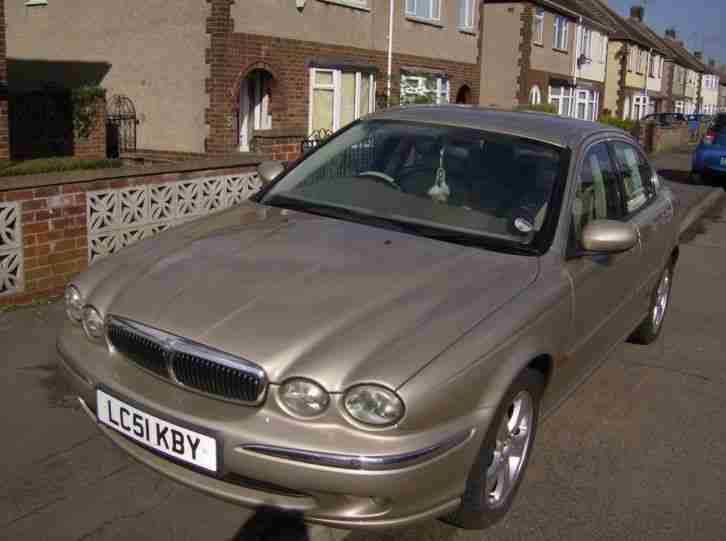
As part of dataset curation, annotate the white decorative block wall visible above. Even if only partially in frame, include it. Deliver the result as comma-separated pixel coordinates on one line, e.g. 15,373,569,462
87,173,262,263
0,203,23,297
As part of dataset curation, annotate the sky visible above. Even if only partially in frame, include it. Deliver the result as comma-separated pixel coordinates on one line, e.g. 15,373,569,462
607,0,725,68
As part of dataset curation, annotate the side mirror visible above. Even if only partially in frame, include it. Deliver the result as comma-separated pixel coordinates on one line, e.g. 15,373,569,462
581,220,638,254
257,160,285,184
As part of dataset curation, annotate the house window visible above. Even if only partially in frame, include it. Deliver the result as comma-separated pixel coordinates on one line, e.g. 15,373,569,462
533,8,544,44
674,100,684,114
458,0,475,30
632,95,648,120
400,72,450,105
553,16,569,50
649,55,656,77
637,50,647,74
529,85,542,105
601,36,608,63
579,27,592,60
623,96,631,119
628,47,636,72
405,0,441,22
549,86,574,116
309,68,375,134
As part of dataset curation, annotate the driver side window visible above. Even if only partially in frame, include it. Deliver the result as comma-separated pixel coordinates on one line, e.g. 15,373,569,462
571,143,623,245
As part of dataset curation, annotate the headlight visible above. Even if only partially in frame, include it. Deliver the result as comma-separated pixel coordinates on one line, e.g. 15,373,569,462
82,306,105,341
279,379,330,417
64,285,84,323
343,385,405,426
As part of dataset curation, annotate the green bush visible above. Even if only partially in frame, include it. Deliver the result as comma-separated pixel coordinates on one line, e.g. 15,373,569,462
0,157,122,177
517,103,558,114
598,115,637,132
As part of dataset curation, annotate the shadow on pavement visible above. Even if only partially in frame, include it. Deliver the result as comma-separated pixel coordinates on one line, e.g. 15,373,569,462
230,508,310,541
229,508,463,541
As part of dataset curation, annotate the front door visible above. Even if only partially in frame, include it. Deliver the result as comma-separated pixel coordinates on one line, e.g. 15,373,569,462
564,141,644,383
239,71,271,152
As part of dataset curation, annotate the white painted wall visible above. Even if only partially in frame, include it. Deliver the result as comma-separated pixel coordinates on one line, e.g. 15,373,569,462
575,27,607,83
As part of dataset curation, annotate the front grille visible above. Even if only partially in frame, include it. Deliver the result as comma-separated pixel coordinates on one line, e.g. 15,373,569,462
172,351,264,403
107,316,267,405
107,323,168,376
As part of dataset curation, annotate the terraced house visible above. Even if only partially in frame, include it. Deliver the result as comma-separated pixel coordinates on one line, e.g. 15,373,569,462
480,0,612,121
658,30,707,115
6,0,482,159
698,58,720,116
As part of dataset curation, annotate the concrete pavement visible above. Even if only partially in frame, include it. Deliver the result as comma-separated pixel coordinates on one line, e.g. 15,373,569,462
0,149,724,541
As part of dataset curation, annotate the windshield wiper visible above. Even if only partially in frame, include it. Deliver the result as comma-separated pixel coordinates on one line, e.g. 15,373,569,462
265,194,540,255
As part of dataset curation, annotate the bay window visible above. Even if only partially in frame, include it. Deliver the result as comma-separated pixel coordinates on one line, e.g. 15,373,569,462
309,68,375,134
550,86,574,116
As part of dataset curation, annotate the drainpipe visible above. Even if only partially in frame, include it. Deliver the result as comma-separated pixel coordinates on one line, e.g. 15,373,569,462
387,0,394,107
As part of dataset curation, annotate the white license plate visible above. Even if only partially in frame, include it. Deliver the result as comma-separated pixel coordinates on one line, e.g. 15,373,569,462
720,157,726,166
96,389,218,472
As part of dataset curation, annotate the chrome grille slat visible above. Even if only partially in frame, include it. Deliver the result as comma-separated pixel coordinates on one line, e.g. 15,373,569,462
106,315,267,405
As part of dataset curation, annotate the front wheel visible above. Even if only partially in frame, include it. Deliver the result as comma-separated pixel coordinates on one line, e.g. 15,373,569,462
628,264,673,345
443,368,544,530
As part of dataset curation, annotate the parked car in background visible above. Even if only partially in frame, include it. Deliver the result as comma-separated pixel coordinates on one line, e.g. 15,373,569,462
58,107,680,531
692,113,726,185
642,112,687,126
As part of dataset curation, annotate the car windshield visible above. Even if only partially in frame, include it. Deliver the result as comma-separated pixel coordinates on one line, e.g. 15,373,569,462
262,120,565,253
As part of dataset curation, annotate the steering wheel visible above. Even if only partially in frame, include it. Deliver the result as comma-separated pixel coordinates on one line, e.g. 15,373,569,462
357,171,401,190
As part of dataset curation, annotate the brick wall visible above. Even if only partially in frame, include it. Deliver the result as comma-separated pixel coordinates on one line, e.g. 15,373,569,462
0,0,9,161
252,127,306,162
204,0,480,156
0,156,264,306
73,97,107,160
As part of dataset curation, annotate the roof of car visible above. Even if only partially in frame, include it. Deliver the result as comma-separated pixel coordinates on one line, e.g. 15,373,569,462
367,105,626,149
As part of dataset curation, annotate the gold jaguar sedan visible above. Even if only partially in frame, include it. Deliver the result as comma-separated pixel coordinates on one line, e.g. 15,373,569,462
58,107,680,530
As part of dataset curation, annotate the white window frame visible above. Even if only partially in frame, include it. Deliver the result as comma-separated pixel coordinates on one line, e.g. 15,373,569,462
632,95,648,120
533,8,545,45
601,36,608,64
549,85,574,116
573,89,599,121
529,85,542,105
400,72,450,105
553,16,569,51
308,68,376,135
458,0,475,30
405,0,441,22
579,27,592,60
628,46,636,72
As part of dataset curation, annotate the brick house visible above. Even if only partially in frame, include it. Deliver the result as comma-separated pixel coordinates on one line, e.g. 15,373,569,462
653,29,707,115
480,0,614,122
7,0,482,160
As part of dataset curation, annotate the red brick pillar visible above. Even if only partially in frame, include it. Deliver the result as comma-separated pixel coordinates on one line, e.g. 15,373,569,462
0,0,9,161
73,97,107,160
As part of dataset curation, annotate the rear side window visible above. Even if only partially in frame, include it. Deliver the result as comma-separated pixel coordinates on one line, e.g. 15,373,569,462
714,114,726,131
611,141,656,215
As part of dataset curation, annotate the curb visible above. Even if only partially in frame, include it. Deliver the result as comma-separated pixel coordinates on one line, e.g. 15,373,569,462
679,188,725,235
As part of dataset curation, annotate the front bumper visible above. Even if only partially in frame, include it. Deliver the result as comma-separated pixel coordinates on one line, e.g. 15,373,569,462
58,321,492,529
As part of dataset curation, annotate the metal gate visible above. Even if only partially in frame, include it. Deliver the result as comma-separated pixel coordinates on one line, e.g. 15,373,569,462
106,95,138,157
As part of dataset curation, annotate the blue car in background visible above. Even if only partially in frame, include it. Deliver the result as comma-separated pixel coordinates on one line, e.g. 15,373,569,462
692,113,726,186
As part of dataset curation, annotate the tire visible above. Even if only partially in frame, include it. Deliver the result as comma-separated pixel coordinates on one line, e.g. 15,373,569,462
628,263,674,345
443,368,545,530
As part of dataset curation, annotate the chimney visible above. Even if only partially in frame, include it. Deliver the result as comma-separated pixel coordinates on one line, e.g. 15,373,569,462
694,51,703,61
665,28,677,40
630,5,644,22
